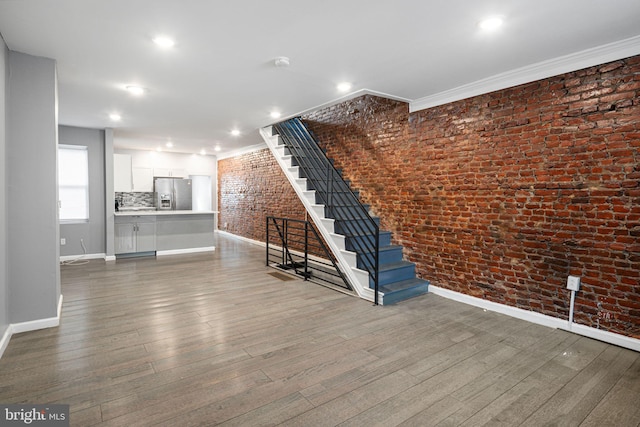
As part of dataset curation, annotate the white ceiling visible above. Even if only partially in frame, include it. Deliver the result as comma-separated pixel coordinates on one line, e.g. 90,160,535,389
1,1,640,157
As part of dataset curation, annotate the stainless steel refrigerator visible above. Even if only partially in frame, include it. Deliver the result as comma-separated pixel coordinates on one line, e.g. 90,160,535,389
154,178,192,210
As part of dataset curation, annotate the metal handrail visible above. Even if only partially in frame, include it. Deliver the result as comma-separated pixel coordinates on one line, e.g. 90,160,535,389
266,216,351,290
272,118,380,304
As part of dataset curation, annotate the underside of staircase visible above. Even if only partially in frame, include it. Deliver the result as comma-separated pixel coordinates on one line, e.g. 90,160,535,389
260,118,429,305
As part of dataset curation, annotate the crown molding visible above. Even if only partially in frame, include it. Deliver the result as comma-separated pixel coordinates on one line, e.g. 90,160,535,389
410,35,640,113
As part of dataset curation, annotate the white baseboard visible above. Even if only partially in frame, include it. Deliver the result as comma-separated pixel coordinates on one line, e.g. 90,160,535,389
104,255,116,262
12,294,64,334
156,246,215,256
429,285,640,352
60,253,105,262
566,323,640,352
0,326,11,359
0,294,63,359
216,230,266,247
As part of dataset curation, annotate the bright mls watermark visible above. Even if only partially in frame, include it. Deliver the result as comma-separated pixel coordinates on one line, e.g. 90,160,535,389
1,404,69,426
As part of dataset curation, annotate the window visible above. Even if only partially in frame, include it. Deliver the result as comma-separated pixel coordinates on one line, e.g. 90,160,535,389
59,145,89,223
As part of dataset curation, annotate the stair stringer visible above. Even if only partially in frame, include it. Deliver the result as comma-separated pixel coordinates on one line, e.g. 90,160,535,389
260,126,376,302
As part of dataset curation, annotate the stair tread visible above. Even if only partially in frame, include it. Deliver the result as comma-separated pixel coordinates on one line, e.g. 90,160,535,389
379,244,403,252
379,277,429,294
378,260,415,272
357,245,403,258
343,230,391,237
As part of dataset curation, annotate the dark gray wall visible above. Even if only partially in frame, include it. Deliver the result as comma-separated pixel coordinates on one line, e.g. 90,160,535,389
0,36,8,337
59,125,106,257
7,51,60,324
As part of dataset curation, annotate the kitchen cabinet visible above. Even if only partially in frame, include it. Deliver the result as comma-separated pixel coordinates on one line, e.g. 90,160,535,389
114,223,136,254
156,214,215,250
132,167,154,192
153,168,186,178
114,154,132,192
114,211,216,256
115,216,156,254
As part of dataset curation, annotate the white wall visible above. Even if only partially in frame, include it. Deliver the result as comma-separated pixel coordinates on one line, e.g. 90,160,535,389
7,51,60,324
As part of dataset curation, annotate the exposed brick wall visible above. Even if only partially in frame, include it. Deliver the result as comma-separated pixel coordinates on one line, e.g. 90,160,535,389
217,149,306,242
302,56,640,338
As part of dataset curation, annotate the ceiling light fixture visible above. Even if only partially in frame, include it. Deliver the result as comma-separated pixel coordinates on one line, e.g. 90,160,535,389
109,113,121,121
200,149,206,155
270,111,281,119
166,141,173,148
153,36,175,48
274,56,290,67
231,129,240,136
479,16,504,31
125,85,145,96
214,146,221,152
337,82,352,93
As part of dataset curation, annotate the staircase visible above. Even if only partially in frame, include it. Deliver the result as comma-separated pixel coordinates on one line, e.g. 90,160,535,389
260,118,428,305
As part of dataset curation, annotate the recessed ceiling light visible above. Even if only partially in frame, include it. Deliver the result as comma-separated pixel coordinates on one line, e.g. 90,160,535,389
274,56,290,67
214,146,221,152
125,85,145,96
153,36,175,48
231,129,240,136
479,16,503,31
337,82,352,93
109,113,121,121
200,149,206,155
166,141,173,148
270,111,281,119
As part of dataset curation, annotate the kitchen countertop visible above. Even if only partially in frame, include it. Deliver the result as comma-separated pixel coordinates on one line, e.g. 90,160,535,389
115,210,218,217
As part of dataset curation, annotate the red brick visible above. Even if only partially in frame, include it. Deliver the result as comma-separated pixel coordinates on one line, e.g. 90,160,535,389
217,149,306,242
219,55,640,340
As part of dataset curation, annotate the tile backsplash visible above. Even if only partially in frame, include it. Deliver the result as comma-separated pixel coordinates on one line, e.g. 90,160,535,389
116,192,155,208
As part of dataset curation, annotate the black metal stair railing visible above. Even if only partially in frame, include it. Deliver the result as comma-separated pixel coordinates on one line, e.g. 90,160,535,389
272,118,380,304
266,216,352,291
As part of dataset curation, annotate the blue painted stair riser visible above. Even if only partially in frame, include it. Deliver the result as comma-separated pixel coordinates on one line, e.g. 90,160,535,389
357,245,404,269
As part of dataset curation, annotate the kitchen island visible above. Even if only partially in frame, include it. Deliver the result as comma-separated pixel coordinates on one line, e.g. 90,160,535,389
114,210,217,257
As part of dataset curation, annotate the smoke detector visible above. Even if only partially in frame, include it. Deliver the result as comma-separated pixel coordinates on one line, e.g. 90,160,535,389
274,56,290,67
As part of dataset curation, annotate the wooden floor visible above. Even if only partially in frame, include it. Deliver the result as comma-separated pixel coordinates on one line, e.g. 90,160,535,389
1,233,639,426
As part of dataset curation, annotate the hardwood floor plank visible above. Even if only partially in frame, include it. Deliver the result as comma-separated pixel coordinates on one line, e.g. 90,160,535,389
337,342,522,426
580,355,640,426
450,329,580,404
218,392,315,427
100,370,273,426
0,233,637,427
281,370,419,426
521,345,638,426
398,395,464,427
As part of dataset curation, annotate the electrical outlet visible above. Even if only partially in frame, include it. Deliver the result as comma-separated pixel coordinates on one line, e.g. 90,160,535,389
60,238,66,245
567,275,581,291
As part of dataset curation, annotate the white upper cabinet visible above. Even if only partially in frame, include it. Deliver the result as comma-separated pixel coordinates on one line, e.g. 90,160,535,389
114,154,132,192
132,167,154,192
